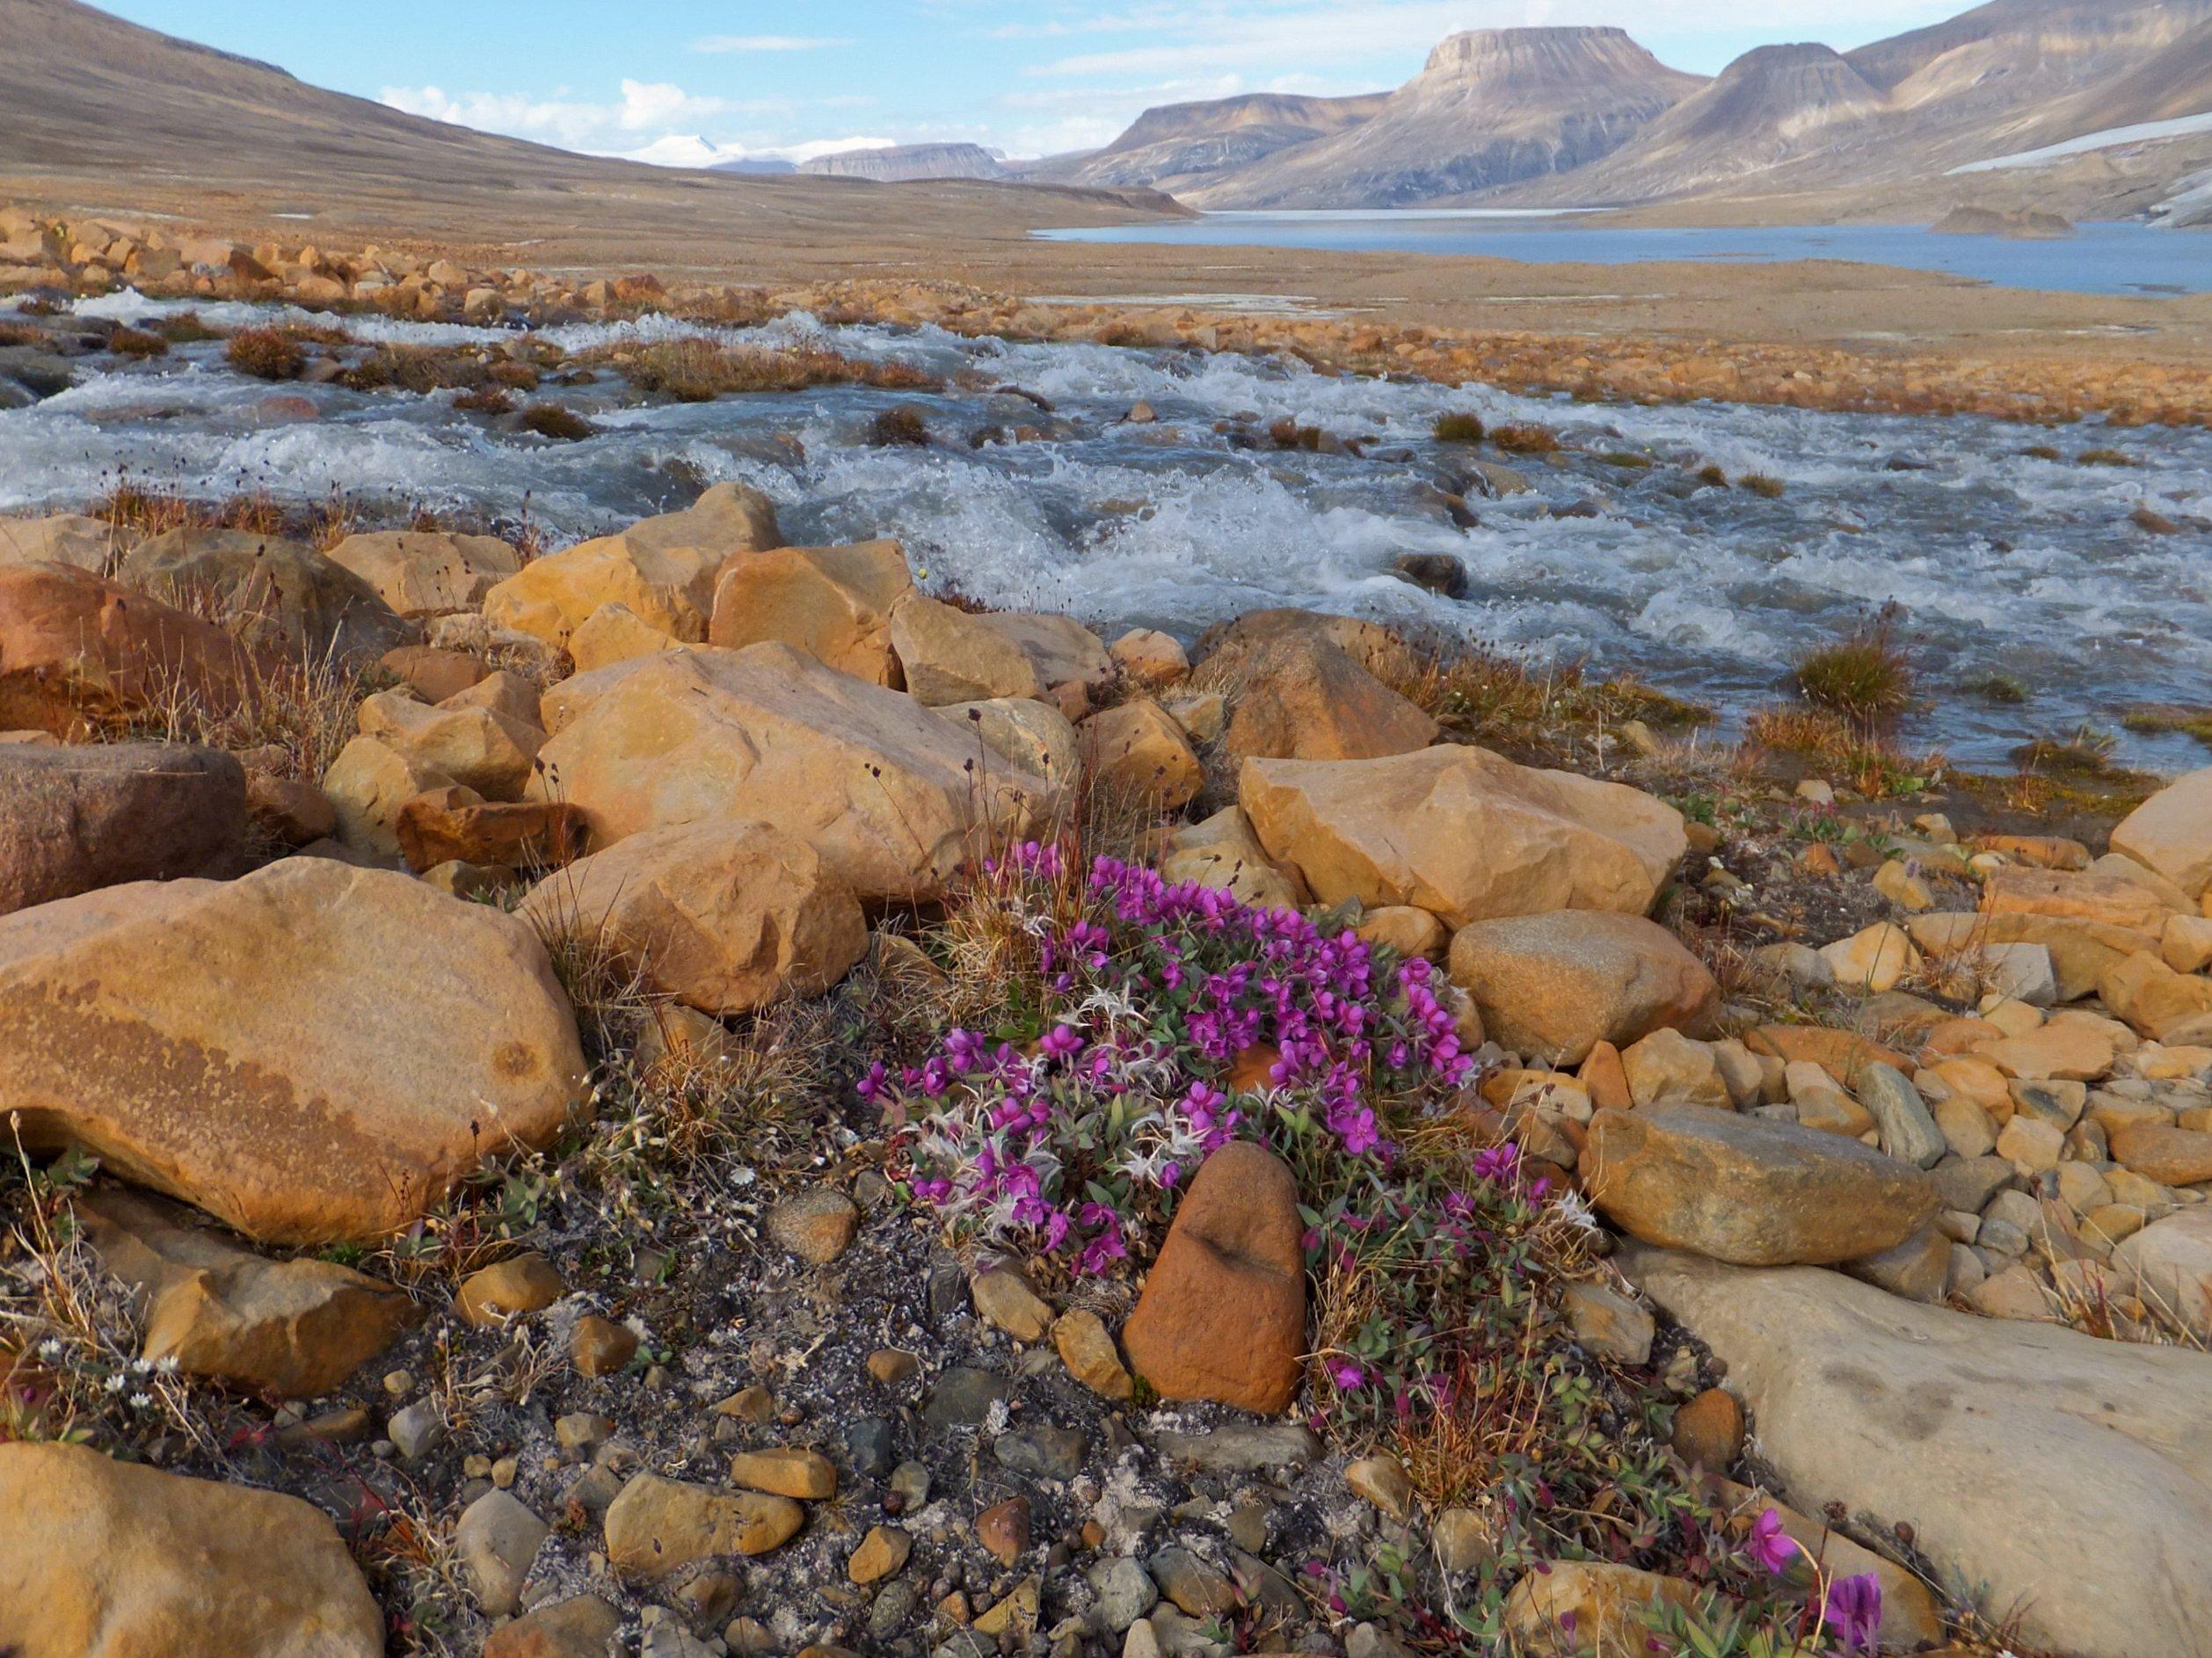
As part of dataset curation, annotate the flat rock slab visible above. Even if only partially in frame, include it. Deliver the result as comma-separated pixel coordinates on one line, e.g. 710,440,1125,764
1623,1247,2212,1658
0,859,587,1244
0,741,244,915
0,1441,383,1658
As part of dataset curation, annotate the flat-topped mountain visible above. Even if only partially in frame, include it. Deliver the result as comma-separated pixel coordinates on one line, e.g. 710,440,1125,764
1188,27,1706,208
798,143,1008,183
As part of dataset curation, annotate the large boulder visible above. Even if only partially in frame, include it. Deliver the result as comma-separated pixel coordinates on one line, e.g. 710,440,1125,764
2114,1206,2212,1340
0,513,123,572
323,529,522,619
0,1441,383,1658
1446,911,1718,1065
0,563,261,736
1194,607,1421,686
526,644,1059,904
2111,767,2212,901
355,688,542,801
1123,1142,1306,1414
1079,697,1203,811
1583,1105,1938,1266
1212,630,1437,763
935,697,1079,782
0,860,587,1244
520,819,867,1015
0,742,244,915
1239,745,1686,929
890,595,1110,710
320,734,461,859
120,527,414,662
1161,807,1309,912
1623,1247,2212,1658
76,1186,417,1396
706,538,913,684
482,483,782,647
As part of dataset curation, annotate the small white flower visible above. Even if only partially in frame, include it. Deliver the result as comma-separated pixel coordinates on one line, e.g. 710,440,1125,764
37,1339,62,1359
129,1392,153,1410
104,1373,127,1393
155,1356,179,1374
1552,1191,1603,1235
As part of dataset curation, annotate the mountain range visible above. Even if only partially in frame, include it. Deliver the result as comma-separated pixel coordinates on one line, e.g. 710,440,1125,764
1028,0,2212,222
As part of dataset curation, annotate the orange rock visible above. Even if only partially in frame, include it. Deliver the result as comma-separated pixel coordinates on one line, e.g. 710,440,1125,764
1579,1041,1634,1113
1743,1026,1910,1087
1982,867,2175,934
1123,1142,1305,1414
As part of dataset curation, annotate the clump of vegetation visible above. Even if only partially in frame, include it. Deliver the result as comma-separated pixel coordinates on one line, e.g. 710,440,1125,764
601,337,940,403
487,360,542,392
1738,472,1787,498
106,326,169,359
519,403,594,441
2077,447,2135,467
338,344,491,395
1490,421,1561,455
1961,669,2028,705
453,385,514,416
1430,411,1486,444
2130,504,2178,534
1378,636,1714,764
2121,704,2212,749
1602,450,1654,469
1695,462,1728,486
1792,610,1914,726
2008,724,2131,781
866,405,931,447
1744,705,1942,800
2020,443,2063,462
223,327,307,381
155,311,222,345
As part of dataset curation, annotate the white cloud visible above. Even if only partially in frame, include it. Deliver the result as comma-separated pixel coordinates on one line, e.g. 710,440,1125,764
690,34,853,53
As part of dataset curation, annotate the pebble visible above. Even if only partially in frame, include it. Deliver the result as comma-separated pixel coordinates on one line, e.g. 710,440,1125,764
995,1426,1086,1481
977,1496,1031,1565
1344,1455,1415,1521
767,1187,860,1264
850,1524,913,1584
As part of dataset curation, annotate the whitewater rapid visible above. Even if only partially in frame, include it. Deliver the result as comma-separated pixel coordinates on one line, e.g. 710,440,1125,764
7,291,2211,767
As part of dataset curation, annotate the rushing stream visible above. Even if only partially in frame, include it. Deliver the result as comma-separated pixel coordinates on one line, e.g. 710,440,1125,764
5,289,2210,769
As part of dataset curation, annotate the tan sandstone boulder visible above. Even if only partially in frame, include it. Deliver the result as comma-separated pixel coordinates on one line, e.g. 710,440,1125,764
1240,745,1685,929
324,530,521,619
320,733,462,859
0,1441,383,1658
1624,1247,2212,1658
527,644,1059,904
1213,630,1437,763
0,860,587,1244
521,819,866,1014
1583,1105,1938,1266
890,596,1111,711
0,563,261,736
356,688,543,800
0,513,125,572
707,538,913,683
76,1186,417,1396
483,483,782,647
121,527,414,662
1161,807,1309,911
935,697,1079,782
1447,911,1718,1066
2110,767,2212,901
1079,697,1203,810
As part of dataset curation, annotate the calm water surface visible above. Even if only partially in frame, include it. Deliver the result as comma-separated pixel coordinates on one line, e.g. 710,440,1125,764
1038,214,2211,297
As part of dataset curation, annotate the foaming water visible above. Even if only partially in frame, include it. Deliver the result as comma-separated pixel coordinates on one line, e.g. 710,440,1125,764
8,295,2212,767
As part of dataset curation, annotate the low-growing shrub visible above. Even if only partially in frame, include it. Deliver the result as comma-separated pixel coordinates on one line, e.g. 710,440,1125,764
1490,421,1560,455
2077,447,2134,467
1695,462,1728,486
608,337,941,402
1430,411,1486,444
866,406,931,447
519,402,593,441
454,385,514,415
106,327,169,359
223,327,306,381
1738,471,1787,498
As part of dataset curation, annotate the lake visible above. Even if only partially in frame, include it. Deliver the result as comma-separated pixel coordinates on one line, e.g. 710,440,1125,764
1036,214,2211,298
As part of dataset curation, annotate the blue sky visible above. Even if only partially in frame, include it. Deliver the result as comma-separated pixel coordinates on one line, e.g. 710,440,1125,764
98,1,1971,164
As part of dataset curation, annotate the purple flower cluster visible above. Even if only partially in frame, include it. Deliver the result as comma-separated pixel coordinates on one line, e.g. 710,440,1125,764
874,847,1477,1272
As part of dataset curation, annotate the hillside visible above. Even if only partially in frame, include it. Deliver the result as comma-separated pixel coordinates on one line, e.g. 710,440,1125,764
0,0,1178,276
1023,92,1390,195
1188,28,1705,208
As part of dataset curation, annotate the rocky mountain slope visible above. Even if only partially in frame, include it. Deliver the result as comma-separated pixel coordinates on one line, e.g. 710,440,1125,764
1500,0,2212,208
1185,28,1705,208
1021,92,1390,196
799,143,1008,183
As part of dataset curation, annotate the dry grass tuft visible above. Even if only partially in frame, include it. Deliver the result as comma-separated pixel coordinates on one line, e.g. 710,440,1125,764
518,403,593,441
1490,421,1561,455
1430,411,1486,444
223,327,307,381
106,326,169,359
1793,610,1913,726
600,337,941,403
1738,471,1787,498
1378,638,1714,763
1743,705,1944,799
867,405,932,447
